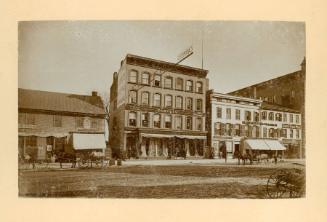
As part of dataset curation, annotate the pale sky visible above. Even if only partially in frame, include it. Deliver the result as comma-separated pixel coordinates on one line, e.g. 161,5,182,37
18,21,305,98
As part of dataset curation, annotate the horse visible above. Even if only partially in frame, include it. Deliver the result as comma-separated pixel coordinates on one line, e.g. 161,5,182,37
237,153,253,165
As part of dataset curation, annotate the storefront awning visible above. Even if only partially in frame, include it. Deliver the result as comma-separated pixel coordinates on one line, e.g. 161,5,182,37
140,133,206,140
265,140,286,150
245,139,270,150
73,133,106,150
244,139,286,151
18,132,69,138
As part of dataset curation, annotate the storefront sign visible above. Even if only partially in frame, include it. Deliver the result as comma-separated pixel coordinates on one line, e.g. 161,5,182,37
242,121,277,127
282,124,301,129
177,46,193,62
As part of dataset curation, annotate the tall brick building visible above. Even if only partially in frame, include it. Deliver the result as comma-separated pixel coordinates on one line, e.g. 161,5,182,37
18,88,106,160
109,54,209,159
229,58,305,158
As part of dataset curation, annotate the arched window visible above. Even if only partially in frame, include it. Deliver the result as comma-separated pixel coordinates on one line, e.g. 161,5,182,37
141,72,150,85
176,78,183,90
175,96,183,109
165,95,172,107
128,90,137,104
153,114,161,128
141,92,149,105
129,70,138,83
128,112,137,126
186,80,193,92
196,82,203,93
154,93,161,107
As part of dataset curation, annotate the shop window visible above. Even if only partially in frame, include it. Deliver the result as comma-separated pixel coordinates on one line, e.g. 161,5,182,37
164,77,173,89
268,112,274,121
186,117,192,130
154,93,161,107
186,80,193,92
196,82,203,93
283,113,287,122
175,96,183,109
175,116,182,129
235,109,240,120
226,108,231,119
53,115,62,127
128,90,137,104
196,99,202,111
165,95,172,107
129,70,138,83
141,113,149,127
153,114,161,128
165,115,172,128
245,111,251,121
176,78,183,90
141,72,150,85
196,117,202,131
128,112,137,127
217,107,222,118
154,74,161,87
186,97,193,110
141,92,150,105
261,111,267,120
76,117,84,128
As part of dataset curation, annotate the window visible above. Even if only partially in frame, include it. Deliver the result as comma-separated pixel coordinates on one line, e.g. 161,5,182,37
129,70,138,83
275,113,282,121
268,112,274,121
53,115,62,127
196,82,203,93
153,114,161,128
141,113,149,127
76,117,84,128
196,99,202,111
254,112,260,122
296,115,300,123
186,80,193,92
141,72,150,85
196,117,202,131
217,107,222,118
165,115,172,128
214,122,221,135
221,123,226,135
283,113,287,122
176,78,183,90
244,125,250,137
235,109,240,120
269,128,274,138
234,124,241,136
175,116,182,129
245,111,251,121
154,75,161,87
165,95,172,107
282,129,287,138
261,111,267,120
186,98,193,110
91,119,98,129
141,92,149,105
263,127,267,138
129,90,137,104
255,126,260,138
26,136,37,147
290,114,293,123
290,129,294,138
226,123,232,136
296,129,300,138
164,77,173,89
226,108,231,119
154,93,161,107
186,117,192,130
175,96,183,109
129,112,137,126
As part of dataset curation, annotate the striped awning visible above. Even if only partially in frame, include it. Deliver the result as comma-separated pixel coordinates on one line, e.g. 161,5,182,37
244,139,286,151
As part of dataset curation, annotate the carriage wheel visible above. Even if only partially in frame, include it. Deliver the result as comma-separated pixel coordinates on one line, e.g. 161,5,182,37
266,173,289,198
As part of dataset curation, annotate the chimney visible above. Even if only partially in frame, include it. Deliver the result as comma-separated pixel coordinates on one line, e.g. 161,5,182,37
92,91,98,97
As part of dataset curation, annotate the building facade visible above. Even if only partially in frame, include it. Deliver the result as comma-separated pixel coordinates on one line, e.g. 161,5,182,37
228,58,305,158
109,54,209,159
18,89,106,160
207,91,302,158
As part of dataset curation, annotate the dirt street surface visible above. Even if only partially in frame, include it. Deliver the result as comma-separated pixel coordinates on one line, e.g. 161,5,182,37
19,161,305,198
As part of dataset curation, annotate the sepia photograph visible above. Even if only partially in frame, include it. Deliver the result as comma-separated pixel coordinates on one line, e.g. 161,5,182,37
18,20,306,198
